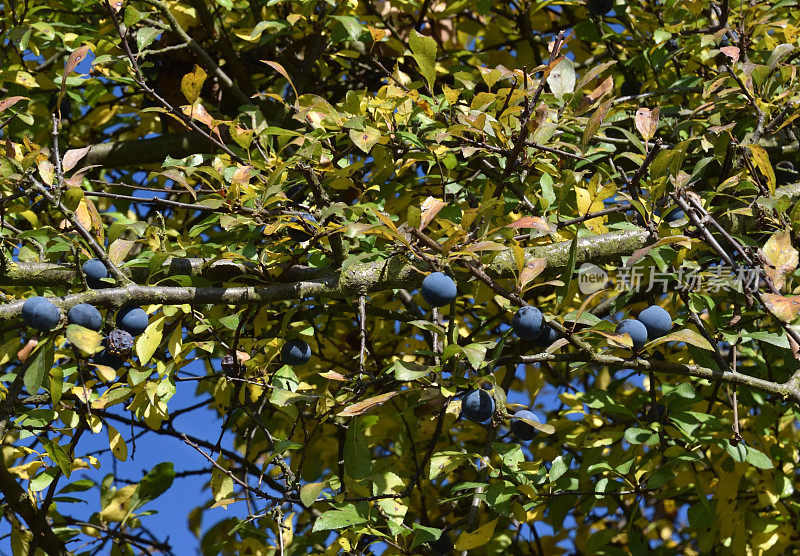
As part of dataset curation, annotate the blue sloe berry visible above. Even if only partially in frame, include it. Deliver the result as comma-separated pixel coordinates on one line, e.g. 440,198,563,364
22,296,61,332
510,409,540,441
637,305,672,340
82,258,109,289
462,389,495,423
615,319,648,350
530,325,559,347
512,306,544,340
67,304,103,331
281,339,311,366
116,306,149,336
421,272,457,307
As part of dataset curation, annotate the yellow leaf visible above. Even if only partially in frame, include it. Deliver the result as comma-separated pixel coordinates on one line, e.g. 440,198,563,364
37,159,55,185
454,518,499,551
99,484,137,523
180,64,207,104
211,455,233,501
66,325,103,356
762,229,798,291
645,328,713,351
136,316,164,365
349,127,381,153
107,425,128,462
108,238,135,266
747,144,776,195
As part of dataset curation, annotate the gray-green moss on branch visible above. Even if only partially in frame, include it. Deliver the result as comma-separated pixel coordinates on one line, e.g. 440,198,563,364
0,229,651,322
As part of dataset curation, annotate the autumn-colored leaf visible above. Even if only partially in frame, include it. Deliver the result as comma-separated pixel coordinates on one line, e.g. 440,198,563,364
574,76,613,116
260,60,298,101
62,146,91,173
635,107,659,142
720,46,740,62
338,391,399,416
419,197,446,230
519,258,547,289
762,229,798,292
58,46,91,112
762,293,800,323
0,96,28,112
180,64,207,105
506,216,553,231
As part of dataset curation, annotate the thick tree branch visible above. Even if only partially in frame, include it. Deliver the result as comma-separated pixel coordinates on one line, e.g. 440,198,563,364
81,133,217,168
0,229,651,322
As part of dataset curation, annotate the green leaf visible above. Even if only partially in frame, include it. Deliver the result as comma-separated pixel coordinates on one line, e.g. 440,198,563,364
409,29,437,91
349,127,381,154
411,524,443,549
391,360,432,381
25,338,54,394
330,15,363,41
132,462,175,511
462,342,488,370
624,427,656,445
30,468,58,492
66,324,103,355
724,440,747,463
312,505,367,532
344,417,372,479
549,455,570,482
136,27,161,52
745,446,774,469
40,438,72,478
300,481,327,507
270,388,317,406
123,5,143,27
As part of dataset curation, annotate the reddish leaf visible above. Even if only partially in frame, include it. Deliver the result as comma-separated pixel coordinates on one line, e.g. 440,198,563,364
420,197,446,230
506,216,553,231
65,46,91,77
720,46,740,62
762,294,800,323
338,391,399,416
519,258,547,289
62,146,91,173
635,107,659,142
0,96,28,112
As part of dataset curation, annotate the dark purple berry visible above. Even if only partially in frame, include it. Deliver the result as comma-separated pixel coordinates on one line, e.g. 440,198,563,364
107,329,134,358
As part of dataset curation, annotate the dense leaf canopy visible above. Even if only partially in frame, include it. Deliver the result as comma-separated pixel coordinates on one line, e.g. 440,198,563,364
2,0,800,554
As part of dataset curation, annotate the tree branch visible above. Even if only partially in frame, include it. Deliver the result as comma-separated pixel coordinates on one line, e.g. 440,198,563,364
0,229,651,322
